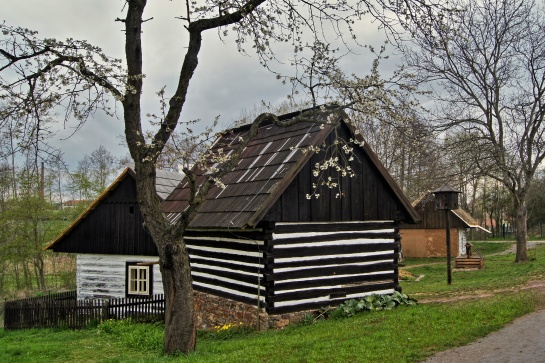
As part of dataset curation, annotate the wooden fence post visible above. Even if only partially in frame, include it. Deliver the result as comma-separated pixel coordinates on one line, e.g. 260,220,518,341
101,300,109,322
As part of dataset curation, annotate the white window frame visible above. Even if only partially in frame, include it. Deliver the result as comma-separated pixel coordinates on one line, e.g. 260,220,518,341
127,265,150,296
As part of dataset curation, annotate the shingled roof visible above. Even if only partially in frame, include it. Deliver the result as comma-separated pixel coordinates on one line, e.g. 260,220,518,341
452,208,490,233
162,107,419,229
156,169,184,200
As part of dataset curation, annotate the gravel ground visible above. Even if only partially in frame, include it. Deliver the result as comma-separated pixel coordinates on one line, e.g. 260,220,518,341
422,308,545,363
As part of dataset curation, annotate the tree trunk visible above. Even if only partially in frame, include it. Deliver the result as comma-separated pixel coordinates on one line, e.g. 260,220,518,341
34,255,46,290
489,212,495,238
514,198,528,262
159,237,196,354
133,162,197,354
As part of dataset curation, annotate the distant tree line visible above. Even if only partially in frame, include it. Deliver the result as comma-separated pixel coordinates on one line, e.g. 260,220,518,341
0,145,123,298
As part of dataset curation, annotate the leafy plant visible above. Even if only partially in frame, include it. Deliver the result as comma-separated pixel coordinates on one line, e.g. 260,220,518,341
198,322,255,341
332,292,417,318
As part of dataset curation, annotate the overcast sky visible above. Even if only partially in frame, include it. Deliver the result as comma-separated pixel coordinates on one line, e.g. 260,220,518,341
2,1,400,168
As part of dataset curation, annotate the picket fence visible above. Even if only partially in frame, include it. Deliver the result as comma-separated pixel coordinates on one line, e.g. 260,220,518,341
3,291,165,330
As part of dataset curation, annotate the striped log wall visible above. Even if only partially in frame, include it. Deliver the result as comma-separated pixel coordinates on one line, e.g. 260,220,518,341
266,221,400,314
185,221,400,316
75,222,400,318
185,229,269,309
77,254,163,299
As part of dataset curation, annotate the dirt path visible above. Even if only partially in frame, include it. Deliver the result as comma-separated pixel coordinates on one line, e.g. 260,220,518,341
416,280,545,304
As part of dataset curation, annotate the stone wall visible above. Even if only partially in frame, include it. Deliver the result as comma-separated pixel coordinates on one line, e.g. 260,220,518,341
194,291,311,330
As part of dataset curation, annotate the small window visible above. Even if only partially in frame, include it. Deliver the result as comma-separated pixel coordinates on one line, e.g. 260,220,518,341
126,263,152,296
129,206,135,215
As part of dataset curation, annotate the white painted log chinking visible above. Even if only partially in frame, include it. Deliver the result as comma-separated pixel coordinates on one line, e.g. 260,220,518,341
185,236,264,245
274,277,393,294
191,262,265,278
275,221,394,226
274,259,394,273
273,289,395,308
272,230,396,239
189,253,263,268
191,271,265,290
274,270,395,285
274,238,395,249
275,251,392,263
187,245,262,258
193,281,267,303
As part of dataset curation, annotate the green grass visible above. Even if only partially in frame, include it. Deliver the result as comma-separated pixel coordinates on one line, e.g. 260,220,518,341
1,243,545,362
471,241,514,255
401,242,545,299
0,293,538,363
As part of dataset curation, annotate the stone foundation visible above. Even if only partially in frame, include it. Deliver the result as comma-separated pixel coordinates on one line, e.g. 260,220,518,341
194,291,312,330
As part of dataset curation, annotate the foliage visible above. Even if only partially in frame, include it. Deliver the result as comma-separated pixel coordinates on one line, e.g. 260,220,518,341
0,192,69,291
352,99,444,201
330,292,417,319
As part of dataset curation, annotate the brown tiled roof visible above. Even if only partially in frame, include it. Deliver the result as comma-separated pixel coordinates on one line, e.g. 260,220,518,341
162,108,419,229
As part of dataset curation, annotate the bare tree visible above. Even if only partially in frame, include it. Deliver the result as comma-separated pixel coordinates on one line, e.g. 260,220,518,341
352,103,446,200
1,0,446,354
89,145,116,193
405,0,545,261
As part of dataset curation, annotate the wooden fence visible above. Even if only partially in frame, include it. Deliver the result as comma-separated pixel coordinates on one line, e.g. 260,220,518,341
4,292,165,330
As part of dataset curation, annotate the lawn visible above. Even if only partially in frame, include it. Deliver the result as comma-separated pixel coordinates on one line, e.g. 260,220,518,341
401,241,545,298
1,242,544,363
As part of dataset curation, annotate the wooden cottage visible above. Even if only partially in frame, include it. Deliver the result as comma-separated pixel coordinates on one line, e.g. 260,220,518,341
400,192,489,258
46,107,419,329
161,107,419,325
45,168,182,299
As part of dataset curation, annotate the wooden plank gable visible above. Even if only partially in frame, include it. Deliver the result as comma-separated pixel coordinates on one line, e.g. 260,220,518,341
45,168,158,256
262,121,414,224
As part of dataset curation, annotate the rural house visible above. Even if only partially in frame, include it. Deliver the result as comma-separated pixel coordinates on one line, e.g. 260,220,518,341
46,107,420,329
45,168,182,299
400,192,489,258
161,107,420,328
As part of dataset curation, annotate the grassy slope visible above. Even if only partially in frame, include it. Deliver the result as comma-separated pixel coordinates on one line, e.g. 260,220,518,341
1,242,544,363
